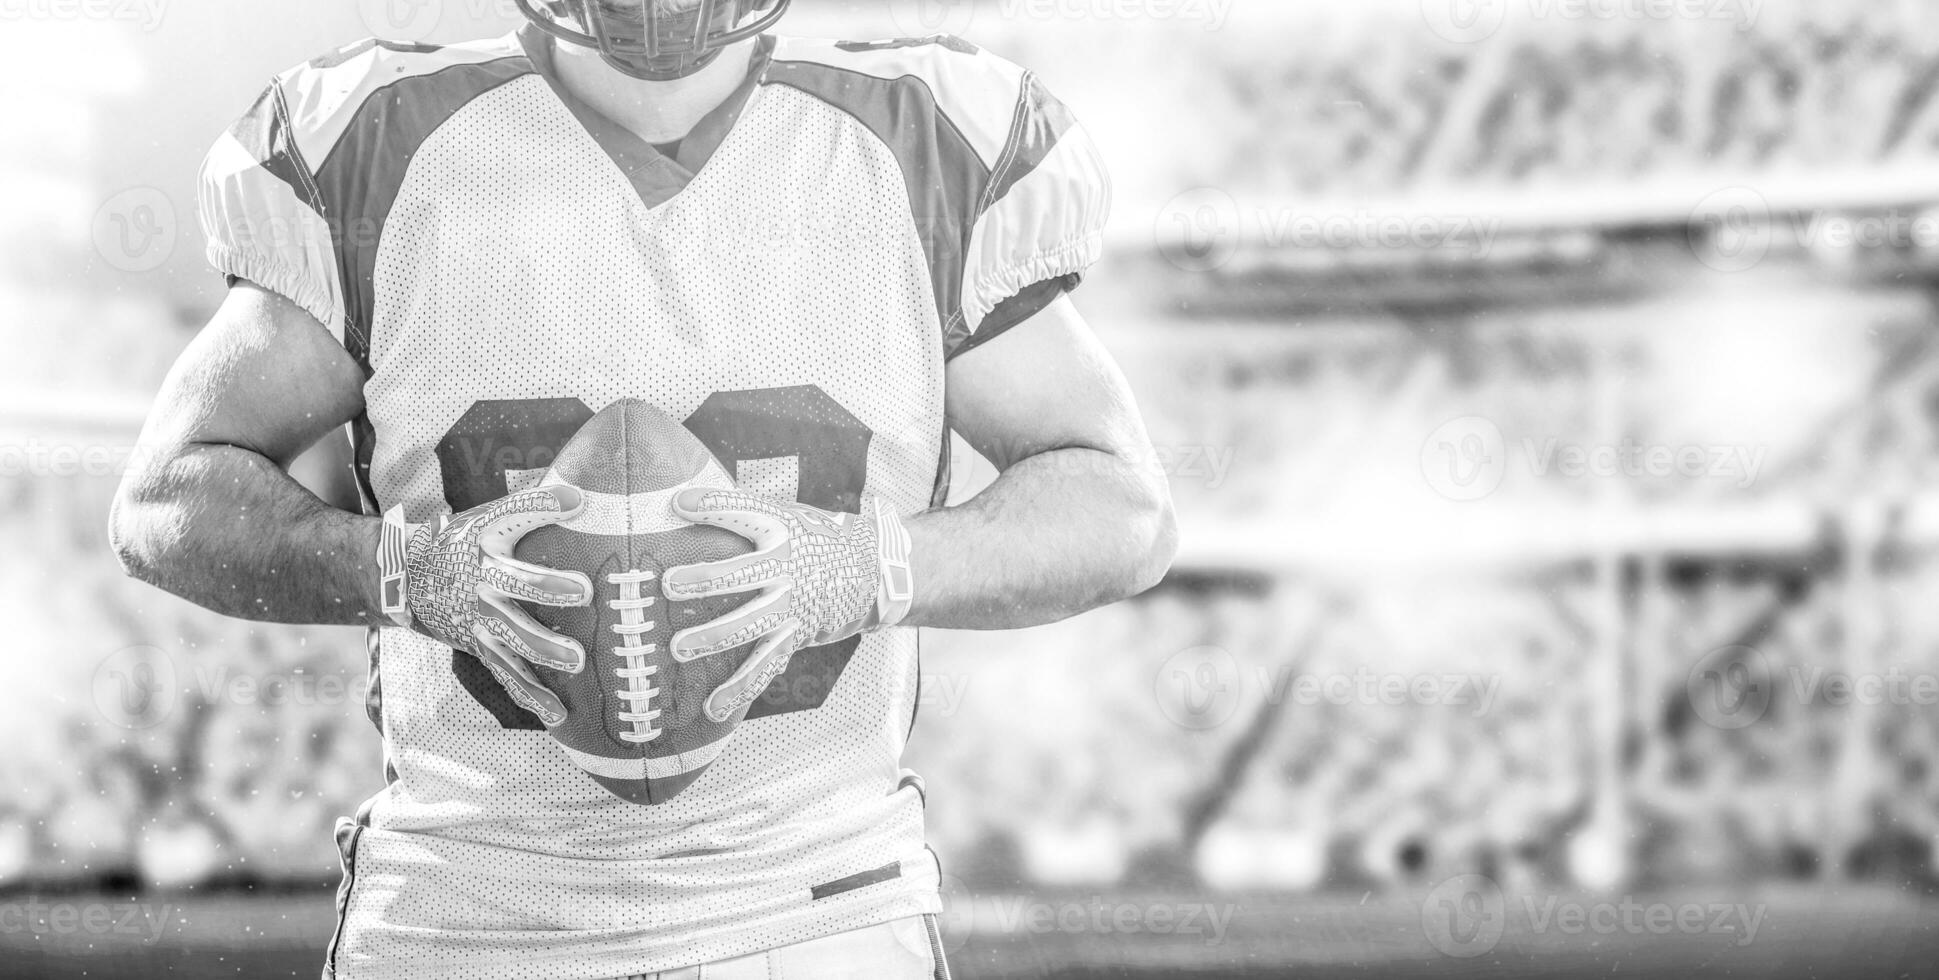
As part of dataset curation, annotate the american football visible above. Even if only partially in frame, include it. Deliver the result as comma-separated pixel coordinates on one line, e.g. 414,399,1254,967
515,398,760,805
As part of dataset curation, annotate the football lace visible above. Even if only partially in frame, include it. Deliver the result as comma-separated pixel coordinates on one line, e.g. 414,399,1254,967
607,569,662,744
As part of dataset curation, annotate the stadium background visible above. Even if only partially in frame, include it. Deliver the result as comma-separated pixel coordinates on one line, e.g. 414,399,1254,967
5,0,1939,975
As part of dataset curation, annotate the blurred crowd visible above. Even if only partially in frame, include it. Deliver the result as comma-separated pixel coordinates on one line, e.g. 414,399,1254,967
1153,1,1939,195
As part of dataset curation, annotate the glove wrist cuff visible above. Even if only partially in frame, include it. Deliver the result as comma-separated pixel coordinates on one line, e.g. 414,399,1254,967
377,505,421,628
871,500,915,630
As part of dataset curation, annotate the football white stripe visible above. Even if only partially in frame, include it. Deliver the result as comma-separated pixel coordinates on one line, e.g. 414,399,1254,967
540,459,734,536
559,734,730,781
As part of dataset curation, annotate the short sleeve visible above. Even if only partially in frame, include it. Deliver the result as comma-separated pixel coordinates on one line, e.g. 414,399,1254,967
197,81,346,335
953,73,1112,358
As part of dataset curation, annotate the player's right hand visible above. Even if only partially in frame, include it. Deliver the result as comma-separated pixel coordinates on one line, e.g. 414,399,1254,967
379,486,593,727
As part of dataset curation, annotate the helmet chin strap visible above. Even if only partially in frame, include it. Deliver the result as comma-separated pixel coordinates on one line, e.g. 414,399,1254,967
598,45,727,82
517,0,783,82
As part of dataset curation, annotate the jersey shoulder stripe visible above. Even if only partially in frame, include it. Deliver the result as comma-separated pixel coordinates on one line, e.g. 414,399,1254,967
308,53,532,363
763,37,998,342
765,35,1024,170
204,36,533,357
280,36,528,174
763,35,1107,352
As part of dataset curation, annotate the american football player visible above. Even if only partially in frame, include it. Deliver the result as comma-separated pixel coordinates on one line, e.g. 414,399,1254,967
110,0,1177,976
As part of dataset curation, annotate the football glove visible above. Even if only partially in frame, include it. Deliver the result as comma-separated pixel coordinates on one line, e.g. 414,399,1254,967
377,486,594,727
663,489,914,722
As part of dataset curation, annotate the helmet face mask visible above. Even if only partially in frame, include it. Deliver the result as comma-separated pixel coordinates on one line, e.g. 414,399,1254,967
516,0,790,81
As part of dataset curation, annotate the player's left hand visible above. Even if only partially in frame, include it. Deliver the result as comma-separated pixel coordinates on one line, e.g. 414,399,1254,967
663,489,914,722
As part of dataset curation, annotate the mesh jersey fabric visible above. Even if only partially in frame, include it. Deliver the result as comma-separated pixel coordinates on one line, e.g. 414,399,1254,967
199,26,1109,980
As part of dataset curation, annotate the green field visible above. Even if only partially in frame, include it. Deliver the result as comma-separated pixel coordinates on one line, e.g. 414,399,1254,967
2,885,1933,979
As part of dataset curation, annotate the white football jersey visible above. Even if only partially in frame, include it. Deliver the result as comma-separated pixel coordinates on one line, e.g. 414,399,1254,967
198,25,1108,980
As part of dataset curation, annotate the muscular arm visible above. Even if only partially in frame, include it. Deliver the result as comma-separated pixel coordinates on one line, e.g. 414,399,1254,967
905,295,1178,630
109,282,384,625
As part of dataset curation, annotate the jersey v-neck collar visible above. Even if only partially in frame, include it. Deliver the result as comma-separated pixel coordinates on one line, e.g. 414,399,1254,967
514,24,774,210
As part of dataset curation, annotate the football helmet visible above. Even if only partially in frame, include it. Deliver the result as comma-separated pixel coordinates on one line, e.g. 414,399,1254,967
515,0,791,81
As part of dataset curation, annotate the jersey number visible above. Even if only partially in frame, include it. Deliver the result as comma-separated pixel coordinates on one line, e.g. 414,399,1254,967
433,387,871,729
